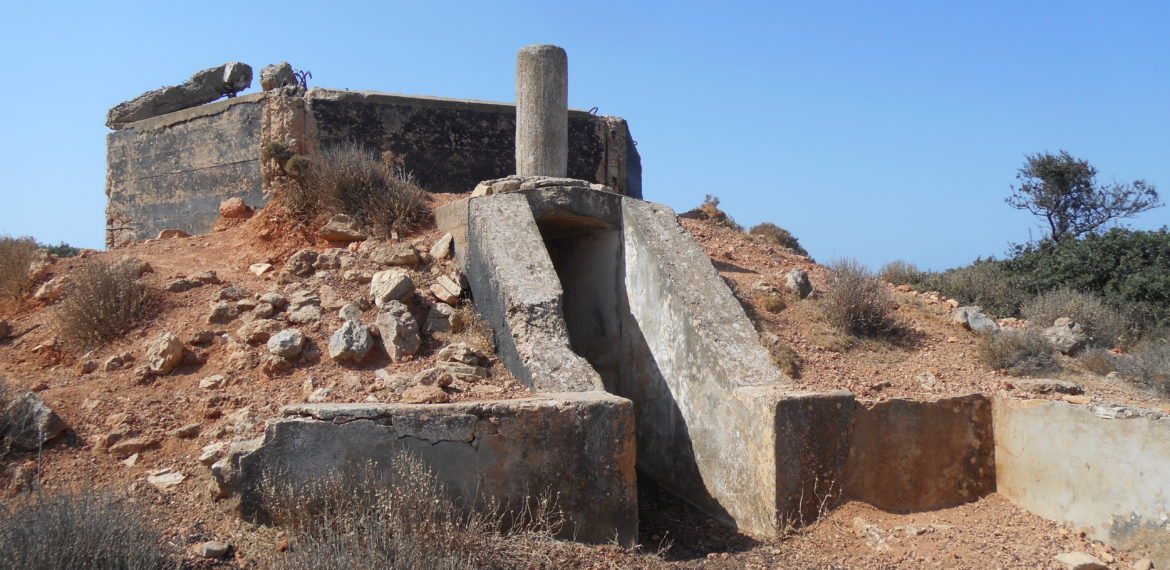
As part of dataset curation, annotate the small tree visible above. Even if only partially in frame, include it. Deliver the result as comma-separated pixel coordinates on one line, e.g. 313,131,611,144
1006,150,1160,243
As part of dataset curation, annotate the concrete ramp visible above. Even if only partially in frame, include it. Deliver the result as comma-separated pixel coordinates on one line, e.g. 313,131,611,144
438,185,840,536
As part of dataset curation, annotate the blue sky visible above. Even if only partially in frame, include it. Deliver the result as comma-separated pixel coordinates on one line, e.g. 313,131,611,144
1,1,1167,271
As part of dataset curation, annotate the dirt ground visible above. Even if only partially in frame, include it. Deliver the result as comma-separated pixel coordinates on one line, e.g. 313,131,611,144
1,195,1165,568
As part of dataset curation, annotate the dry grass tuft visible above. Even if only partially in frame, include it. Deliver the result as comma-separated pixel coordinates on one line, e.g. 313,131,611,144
1022,287,1132,349
820,259,897,336
54,260,153,350
0,236,39,304
977,328,1059,376
761,333,802,379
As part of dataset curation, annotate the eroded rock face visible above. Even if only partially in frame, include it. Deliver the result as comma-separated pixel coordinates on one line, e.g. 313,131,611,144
260,62,296,91
1043,318,1088,355
106,62,253,129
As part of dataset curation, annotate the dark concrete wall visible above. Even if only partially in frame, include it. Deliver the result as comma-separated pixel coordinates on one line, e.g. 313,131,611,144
306,89,641,197
105,93,265,247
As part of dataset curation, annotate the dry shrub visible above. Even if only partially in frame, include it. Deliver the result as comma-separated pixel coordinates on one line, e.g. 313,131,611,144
1021,287,1131,349
255,452,592,570
0,489,175,569
451,302,496,356
694,195,743,231
1079,347,1120,376
878,260,924,286
0,236,39,303
762,333,802,379
1117,340,1170,396
749,222,808,256
977,328,1059,376
55,260,153,349
761,292,786,313
820,259,897,336
289,142,430,237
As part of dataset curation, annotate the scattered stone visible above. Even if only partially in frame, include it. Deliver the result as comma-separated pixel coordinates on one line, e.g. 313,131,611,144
427,303,464,333
217,285,252,301
1053,552,1107,570
1013,378,1084,396
430,274,463,304
191,330,217,345
339,303,363,321
253,302,275,318
79,359,99,374
249,263,273,276
915,372,939,391
1063,395,1093,405
437,342,485,365
103,353,133,371
412,367,454,388
122,453,139,467
288,305,322,324
33,276,68,301
343,269,373,283
112,255,152,277
106,62,252,129
329,320,373,363
319,214,367,242
261,62,296,91
165,278,200,293
307,387,334,403
190,270,220,285
207,301,239,324
237,320,283,344
1132,558,1154,570
314,249,351,271
219,197,252,218
4,392,67,450
430,232,454,260
146,468,185,490
370,270,415,307
199,374,228,390
284,248,319,277
402,385,449,404
376,301,421,361
108,437,159,460
146,333,185,375
267,329,306,358
261,354,294,375
170,423,201,438
259,292,287,308
316,284,345,310
1044,318,1088,355
199,442,228,466
952,306,1000,334
851,517,889,551
340,374,364,391
27,251,52,282
786,269,813,299
366,242,421,267
193,540,231,559
156,229,190,239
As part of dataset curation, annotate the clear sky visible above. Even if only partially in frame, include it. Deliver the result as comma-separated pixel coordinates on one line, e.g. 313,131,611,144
1,1,1166,271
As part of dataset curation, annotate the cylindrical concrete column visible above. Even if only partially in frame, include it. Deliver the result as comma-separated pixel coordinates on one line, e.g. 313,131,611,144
515,44,568,177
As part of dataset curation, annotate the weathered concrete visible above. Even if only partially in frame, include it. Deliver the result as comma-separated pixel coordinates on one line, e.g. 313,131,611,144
844,395,996,512
994,395,1170,567
107,62,253,129
105,93,265,247
304,88,640,196
236,393,637,545
516,45,568,177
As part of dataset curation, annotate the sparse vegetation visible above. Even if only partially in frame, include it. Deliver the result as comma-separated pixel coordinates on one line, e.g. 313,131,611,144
820,259,897,336
761,292,786,313
694,195,743,231
255,452,611,569
762,333,802,378
0,489,175,569
288,142,430,237
977,328,1059,376
54,260,153,349
750,222,808,256
1021,288,1131,349
878,260,925,286
0,236,40,303
43,242,79,258
1117,340,1170,396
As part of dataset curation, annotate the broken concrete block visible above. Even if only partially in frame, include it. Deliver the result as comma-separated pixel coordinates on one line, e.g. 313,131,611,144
106,62,253,128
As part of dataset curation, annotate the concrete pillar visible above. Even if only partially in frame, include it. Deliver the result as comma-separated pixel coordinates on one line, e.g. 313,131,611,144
515,44,568,177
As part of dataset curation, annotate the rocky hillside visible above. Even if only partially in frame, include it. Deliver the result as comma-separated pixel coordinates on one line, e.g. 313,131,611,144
0,194,1162,568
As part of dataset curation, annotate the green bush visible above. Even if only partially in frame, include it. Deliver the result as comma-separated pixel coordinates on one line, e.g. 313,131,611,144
977,328,1059,376
42,242,79,258
923,260,1025,318
54,260,153,349
1004,228,1170,335
820,259,897,336
749,222,808,256
0,236,39,302
1021,288,1131,349
290,142,430,237
0,489,175,569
